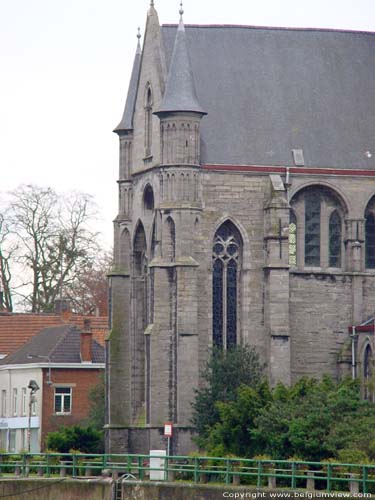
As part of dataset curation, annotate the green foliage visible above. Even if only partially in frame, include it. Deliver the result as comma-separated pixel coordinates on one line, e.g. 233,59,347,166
87,374,105,430
193,351,375,461
191,346,264,448
46,425,104,454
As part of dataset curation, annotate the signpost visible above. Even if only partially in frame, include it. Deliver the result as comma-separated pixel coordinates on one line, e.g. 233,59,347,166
164,422,173,458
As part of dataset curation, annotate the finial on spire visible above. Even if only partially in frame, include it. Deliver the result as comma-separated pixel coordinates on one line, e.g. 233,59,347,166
136,27,141,53
179,1,184,21
150,0,154,7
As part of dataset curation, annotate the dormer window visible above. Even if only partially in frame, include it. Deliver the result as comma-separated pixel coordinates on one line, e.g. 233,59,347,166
145,85,153,157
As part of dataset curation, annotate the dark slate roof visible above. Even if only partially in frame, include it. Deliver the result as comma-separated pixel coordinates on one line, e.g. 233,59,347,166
161,24,375,169
156,18,206,115
114,38,142,132
0,325,104,366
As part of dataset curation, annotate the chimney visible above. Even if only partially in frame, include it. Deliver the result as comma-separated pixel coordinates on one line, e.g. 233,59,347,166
80,319,92,362
55,298,71,315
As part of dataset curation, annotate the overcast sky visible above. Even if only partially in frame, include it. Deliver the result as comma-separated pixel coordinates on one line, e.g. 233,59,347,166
1,0,374,248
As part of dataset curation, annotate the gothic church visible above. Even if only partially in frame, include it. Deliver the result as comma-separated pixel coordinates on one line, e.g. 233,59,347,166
106,2,375,454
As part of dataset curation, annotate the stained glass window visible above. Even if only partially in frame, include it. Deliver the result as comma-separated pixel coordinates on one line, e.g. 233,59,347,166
212,221,241,349
366,213,375,269
305,192,321,266
329,210,341,267
289,211,297,266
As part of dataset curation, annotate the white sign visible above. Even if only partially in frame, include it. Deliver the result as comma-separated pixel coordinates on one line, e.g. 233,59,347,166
149,450,166,481
164,422,173,437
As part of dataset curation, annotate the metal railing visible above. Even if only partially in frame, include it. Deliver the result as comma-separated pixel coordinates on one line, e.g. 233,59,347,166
0,453,374,494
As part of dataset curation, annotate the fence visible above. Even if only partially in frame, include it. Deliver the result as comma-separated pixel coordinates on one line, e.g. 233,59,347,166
0,453,374,494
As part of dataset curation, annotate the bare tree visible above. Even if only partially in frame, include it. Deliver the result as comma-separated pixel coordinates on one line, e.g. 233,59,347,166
0,214,16,311
7,184,102,313
68,251,112,315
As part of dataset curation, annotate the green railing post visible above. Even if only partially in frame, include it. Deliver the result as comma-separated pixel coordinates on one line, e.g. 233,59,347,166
165,454,169,481
291,461,297,489
363,465,368,494
327,463,332,492
194,458,198,483
225,459,230,485
138,456,144,480
257,461,262,488
46,453,50,477
127,455,132,474
72,454,77,478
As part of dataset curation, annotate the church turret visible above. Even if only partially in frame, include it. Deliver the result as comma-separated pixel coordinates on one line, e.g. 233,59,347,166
154,4,206,171
113,29,142,223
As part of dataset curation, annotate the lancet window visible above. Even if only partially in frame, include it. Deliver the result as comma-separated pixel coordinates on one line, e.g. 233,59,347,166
212,221,242,349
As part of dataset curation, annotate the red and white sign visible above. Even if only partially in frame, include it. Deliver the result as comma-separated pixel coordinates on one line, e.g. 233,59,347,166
164,422,173,437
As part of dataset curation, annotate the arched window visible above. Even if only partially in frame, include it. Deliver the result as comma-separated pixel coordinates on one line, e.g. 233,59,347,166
364,344,373,401
365,212,375,269
133,222,147,420
212,221,242,349
290,186,346,269
134,223,147,277
289,211,297,266
143,185,154,213
145,86,153,156
119,228,131,271
305,191,321,266
329,210,342,267
164,217,175,262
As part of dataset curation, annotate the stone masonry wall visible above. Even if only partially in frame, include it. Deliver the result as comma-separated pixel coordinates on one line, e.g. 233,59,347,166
290,273,352,381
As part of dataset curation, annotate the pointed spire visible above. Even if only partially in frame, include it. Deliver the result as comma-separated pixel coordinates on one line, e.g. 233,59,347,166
150,0,154,6
114,29,142,133
155,3,206,116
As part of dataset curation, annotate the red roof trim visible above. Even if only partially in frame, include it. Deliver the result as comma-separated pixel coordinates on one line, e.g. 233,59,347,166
349,325,375,333
202,164,375,177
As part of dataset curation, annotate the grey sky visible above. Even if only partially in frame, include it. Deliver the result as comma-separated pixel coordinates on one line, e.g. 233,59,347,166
1,0,374,246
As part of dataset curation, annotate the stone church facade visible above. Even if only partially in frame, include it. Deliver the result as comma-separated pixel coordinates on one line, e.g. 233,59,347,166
106,3,375,454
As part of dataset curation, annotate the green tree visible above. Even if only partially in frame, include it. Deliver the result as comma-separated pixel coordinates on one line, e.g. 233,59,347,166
191,345,264,449
87,374,105,430
194,362,375,461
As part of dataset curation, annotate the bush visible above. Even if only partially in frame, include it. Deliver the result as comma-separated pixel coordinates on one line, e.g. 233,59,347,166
46,425,104,453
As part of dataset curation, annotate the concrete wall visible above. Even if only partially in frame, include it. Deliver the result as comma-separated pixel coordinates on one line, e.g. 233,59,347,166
0,479,112,500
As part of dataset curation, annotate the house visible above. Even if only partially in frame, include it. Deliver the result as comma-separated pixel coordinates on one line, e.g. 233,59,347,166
0,300,107,359
0,320,105,452
107,1,375,454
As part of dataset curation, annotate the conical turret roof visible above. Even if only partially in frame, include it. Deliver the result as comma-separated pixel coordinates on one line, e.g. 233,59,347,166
114,31,142,133
156,16,206,116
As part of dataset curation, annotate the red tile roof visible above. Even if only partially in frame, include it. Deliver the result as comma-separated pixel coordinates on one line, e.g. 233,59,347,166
0,312,108,356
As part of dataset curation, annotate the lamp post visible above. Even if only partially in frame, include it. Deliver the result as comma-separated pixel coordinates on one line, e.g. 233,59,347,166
27,380,39,453
27,354,52,385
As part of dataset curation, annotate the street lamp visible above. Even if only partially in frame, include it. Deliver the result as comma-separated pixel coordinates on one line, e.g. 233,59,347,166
27,354,52,385
27,380,39,453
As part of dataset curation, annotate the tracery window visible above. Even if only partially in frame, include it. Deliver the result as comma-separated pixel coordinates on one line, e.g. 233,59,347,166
365,212,375,269
212,221,242,349
329,210,341,267
289,211,297,266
